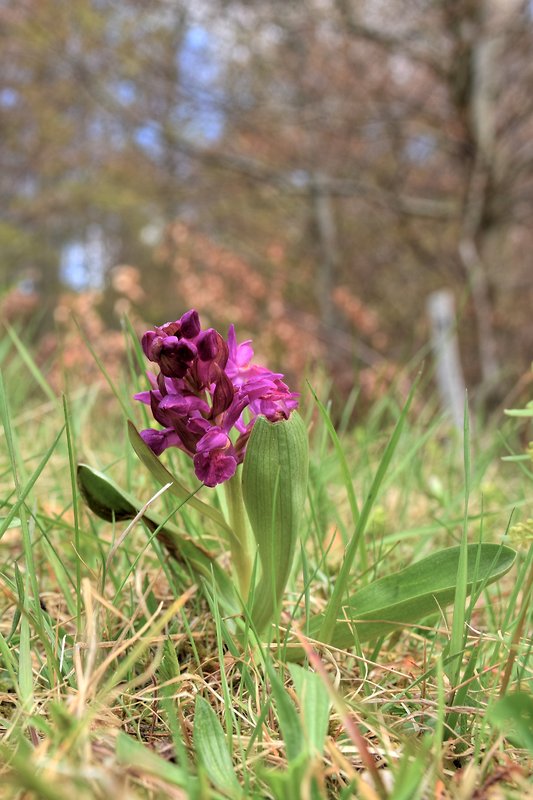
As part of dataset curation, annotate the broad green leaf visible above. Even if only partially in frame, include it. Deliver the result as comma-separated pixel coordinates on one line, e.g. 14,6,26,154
77,463,142,522
486,692,533,752
128,421,235,540
289,664,331,757
116,732,192,789
193,695,242,798
77,463,237,611
242,412,309,633
304,544,515,650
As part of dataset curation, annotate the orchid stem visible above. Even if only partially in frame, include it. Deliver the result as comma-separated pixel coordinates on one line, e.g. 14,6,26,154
224,471,253,600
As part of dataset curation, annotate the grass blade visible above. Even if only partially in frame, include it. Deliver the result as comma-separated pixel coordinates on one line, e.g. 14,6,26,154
77,463,238,611
318,374,420,645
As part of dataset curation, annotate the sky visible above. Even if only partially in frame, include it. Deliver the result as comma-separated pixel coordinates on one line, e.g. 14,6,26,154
61,24,223,290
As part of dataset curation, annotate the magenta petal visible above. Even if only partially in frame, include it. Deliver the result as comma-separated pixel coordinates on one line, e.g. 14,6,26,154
187,414,211,435
140,428,182,456
227,325,255,379
223,392,249,431
236,343,254,367
159,393,210,416
134,390,152,405
227,324,238,357
196,427,230,453
193,449,237,487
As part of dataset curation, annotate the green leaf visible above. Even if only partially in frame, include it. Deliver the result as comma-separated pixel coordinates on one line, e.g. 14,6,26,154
77,463,142,522
77,463,237,611
0,424,65,542
242,412,309,633
318,375,420,645
0,740,71,800
308,384,360,528
267,664,303,762
385,740,429,800
5,323,58,405
259,750,309,800
306,544,515,649
0,516,21,529
289,664,331,757
446,396,470,687
128,420,235,540
116,732,192,789
193,695,242,798
486,692,533,752
18,575,33,712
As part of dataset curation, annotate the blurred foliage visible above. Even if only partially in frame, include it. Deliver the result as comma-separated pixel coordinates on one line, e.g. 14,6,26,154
2,0,533,403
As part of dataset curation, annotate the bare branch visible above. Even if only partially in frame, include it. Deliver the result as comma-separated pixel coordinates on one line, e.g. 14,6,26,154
333,0,448,79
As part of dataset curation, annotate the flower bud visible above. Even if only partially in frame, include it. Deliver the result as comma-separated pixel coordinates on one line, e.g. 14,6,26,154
159,336,196,378
180,309,201,339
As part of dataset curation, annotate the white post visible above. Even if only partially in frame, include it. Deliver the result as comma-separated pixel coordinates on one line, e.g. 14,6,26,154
427,290,466,430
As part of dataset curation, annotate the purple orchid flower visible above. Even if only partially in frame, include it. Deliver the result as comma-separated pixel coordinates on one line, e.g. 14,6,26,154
135,309,299,486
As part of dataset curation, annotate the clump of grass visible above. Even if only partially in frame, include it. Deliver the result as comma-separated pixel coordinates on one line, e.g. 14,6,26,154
0,328,532,799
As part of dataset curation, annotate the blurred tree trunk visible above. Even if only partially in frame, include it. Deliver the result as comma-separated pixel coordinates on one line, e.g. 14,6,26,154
450,0,521,392
427,289,466,429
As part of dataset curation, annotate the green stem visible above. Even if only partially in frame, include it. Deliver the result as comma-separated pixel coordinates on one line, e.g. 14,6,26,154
224,471,253,600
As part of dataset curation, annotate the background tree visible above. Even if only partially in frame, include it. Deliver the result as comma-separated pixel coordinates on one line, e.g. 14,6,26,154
2,0,532,400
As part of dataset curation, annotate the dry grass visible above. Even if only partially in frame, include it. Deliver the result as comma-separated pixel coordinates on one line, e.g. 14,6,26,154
0,342,532,799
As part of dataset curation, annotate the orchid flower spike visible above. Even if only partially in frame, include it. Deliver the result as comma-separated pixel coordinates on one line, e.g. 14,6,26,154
135,310,299,486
